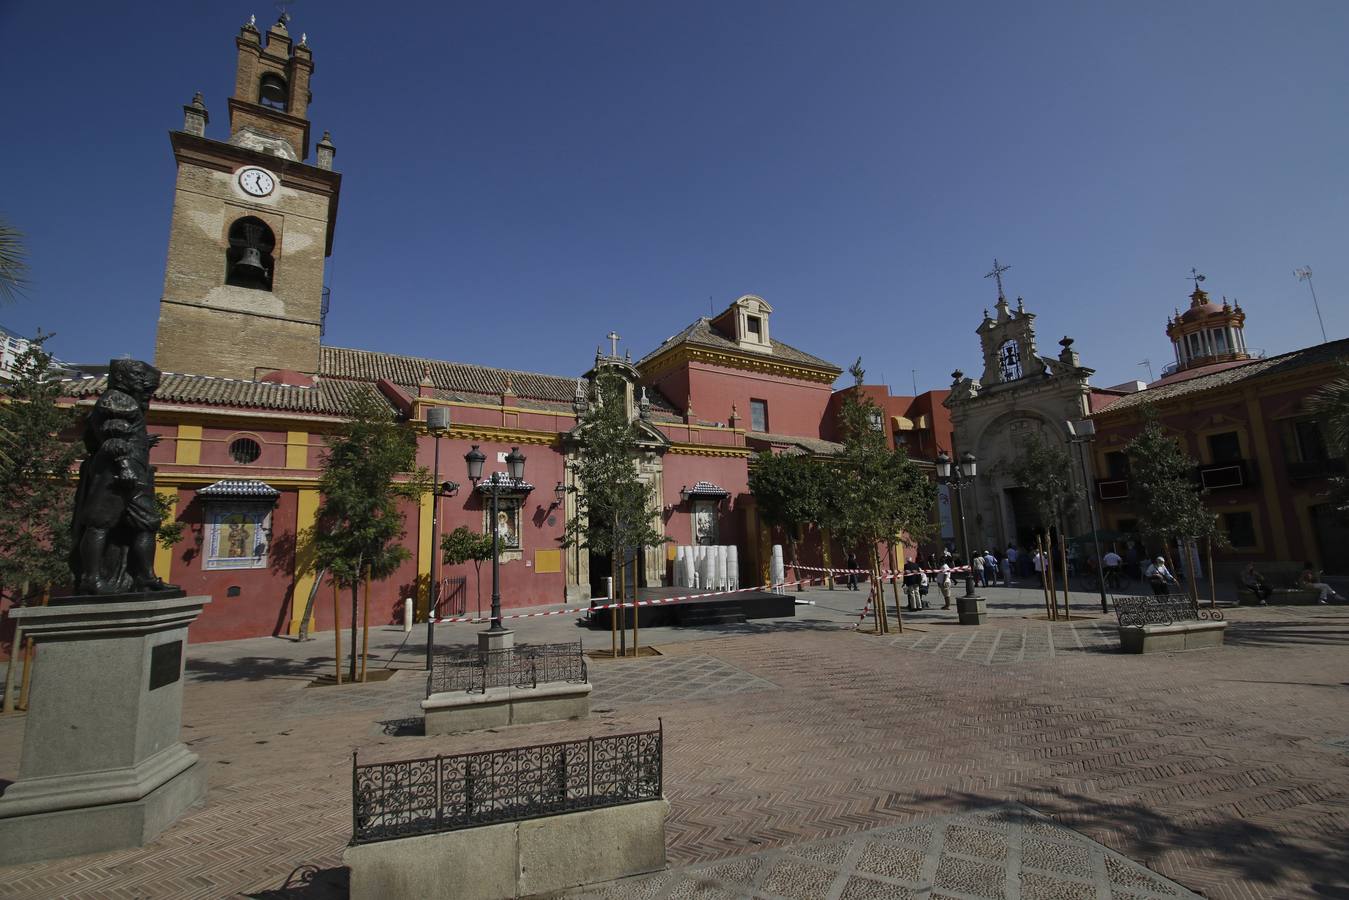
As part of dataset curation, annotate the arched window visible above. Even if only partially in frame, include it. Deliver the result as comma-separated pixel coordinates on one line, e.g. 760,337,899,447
259,73,287,110
225,217,275,291
998,340,1022,381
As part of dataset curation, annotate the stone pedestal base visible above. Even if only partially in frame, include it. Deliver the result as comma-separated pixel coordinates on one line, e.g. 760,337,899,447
0,594,210,864
957,595,986,625
478,628,514,653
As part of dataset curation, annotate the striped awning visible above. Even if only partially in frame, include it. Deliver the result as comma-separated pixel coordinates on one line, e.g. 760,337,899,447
196,479,281,500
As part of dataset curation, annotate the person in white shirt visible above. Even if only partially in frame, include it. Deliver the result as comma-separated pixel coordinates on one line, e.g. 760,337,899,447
1144,556,1177,596
1102,548,1123,589
938,562,953,608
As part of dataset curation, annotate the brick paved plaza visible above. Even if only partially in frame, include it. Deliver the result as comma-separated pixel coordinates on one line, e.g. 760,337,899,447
0,587,1346,899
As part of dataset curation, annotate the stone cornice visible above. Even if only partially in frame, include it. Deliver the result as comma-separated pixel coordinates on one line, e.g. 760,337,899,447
667,443,752,458
640,344,839,385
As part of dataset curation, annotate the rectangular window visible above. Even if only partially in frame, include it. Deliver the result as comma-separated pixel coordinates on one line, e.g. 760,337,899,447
1221,511,1257,548
750,398,768,432
1212,329,1228,352
1293,420,1329,463
745,316,762,339
1105,451,1129,479
1207,431,1242,464
204,503,272,570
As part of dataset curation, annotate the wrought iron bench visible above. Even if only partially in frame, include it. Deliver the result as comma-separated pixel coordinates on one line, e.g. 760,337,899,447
422,641,591,735
1113,595,1226,653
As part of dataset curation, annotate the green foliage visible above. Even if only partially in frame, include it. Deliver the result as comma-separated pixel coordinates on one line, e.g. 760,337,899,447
153,491,185,550
820,360,936,551
563,370,666,569
0,218,29,305
0,336,79,599
1008,433,1077,530
748,451,827,541
314,393,427,588
1124,408,1219,546
441,525,494,566
1309,360,1349,519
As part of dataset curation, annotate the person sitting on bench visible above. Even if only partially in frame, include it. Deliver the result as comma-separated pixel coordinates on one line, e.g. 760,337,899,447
1300,562,1345,604
1242,563,1272,605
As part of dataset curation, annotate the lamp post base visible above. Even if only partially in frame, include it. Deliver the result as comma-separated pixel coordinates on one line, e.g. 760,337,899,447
478,629,514,653
956,594,986,626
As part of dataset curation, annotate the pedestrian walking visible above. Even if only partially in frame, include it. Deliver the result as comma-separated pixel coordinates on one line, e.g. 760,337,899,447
845,551,859,591
903,560,923,611
1145,556,1178,596
938,560,953,608
1000,552,1012,586
984,550,998,586
972,552,986,587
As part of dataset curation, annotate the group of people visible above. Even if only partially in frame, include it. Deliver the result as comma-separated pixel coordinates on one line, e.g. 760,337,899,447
1241,562,1345,605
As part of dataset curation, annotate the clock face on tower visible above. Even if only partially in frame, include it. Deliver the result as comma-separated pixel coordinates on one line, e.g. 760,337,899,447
237,167,276,197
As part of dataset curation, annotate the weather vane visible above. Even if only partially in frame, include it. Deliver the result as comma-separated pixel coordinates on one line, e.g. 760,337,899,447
275,0,293,24
1188,267,1206,290
985,258,1012,299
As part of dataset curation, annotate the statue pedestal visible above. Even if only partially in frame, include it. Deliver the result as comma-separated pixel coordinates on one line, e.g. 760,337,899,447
0,594,210,864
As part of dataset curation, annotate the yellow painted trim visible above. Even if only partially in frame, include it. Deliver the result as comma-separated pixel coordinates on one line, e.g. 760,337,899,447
668,443,752,458
1243,392,1291,558
175,423,202,465
288,489,321,635
285,431,309,469
153,487,178,582
417,492,434,619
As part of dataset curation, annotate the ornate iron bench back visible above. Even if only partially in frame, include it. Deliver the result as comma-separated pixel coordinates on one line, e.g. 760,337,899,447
1113,595,1223,628
428,640,587,696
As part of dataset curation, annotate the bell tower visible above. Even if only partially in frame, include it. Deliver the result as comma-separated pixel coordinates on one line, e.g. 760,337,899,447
154,13,341,380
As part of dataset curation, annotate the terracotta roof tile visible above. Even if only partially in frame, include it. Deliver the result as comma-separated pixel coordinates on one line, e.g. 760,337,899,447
61,372,380,416
1097,338,1349,415
320,346,581,402
638,318,841,373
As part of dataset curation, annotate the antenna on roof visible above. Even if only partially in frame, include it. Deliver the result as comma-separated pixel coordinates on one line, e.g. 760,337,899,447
911,369,919,396
1294,266,1328,344
1138,359,1154,381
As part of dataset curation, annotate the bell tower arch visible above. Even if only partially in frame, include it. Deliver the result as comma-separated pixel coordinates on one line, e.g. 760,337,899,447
153,14,341,380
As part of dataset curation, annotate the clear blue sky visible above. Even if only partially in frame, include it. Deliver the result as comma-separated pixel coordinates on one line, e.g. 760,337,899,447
2,1,1345,394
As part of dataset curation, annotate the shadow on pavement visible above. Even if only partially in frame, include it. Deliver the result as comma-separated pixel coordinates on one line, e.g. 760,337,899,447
247,863,348,899
1226,622,1349,648
886,786,1348,897
186,656,332,683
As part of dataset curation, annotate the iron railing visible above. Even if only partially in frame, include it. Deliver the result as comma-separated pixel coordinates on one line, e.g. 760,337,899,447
351,724,663,845
1113,594,1224,628
427,641,587,696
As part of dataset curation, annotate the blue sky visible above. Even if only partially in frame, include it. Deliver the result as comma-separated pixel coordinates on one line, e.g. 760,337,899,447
1,1,1345,394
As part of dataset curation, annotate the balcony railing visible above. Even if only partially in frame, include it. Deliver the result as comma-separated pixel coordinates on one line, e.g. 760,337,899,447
1096,478,1129,501
1287,457,1347,480
1159,349,1265,378
1198,460,1250,490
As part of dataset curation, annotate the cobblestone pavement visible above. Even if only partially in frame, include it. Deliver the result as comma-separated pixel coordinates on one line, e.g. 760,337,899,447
572,803,1201,900
0,603,1345,898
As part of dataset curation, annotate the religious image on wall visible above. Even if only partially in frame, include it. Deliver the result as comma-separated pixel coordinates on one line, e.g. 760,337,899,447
204,504,272,570
486,501,521,550
694,500,719,546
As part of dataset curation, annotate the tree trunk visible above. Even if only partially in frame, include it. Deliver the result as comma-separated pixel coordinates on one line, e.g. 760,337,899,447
1058,527,1071,621
349,581,360,683
333,581,343,685
1206,537,1217,609
1039,534,1054,620
889,543,904,634
360,566,371,682
821,528,835,590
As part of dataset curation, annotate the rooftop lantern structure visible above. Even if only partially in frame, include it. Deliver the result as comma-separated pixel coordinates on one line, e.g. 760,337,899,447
1163,270,1251,377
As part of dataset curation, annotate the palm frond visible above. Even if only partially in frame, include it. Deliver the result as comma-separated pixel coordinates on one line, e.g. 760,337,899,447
0,219,30,304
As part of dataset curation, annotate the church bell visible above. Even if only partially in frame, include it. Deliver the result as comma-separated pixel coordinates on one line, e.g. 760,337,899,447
233,246,268,281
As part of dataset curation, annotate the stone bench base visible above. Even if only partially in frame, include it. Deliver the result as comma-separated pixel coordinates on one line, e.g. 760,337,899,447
343,797,668,900
422,681,591,735
1118,621,1227,654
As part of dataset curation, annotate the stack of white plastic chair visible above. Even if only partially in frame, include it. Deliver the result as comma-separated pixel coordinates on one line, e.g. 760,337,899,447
727,545,739,590
674,546,687,588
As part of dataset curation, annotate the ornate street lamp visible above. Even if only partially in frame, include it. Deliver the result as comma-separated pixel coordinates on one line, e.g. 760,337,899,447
936,449,984,623
1067,418,1109,613
466,445,526,646
424,407,459,670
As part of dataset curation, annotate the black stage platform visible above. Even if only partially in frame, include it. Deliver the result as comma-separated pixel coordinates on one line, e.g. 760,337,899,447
585,586,796,629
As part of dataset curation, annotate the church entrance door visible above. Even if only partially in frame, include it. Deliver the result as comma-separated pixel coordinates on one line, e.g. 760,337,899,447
1005,487,1043,551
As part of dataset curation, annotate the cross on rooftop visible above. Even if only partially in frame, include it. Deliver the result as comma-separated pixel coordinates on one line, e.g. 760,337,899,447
985,258,1012,299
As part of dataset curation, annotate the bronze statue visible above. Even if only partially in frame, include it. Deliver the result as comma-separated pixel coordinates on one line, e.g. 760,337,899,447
70,359,177,596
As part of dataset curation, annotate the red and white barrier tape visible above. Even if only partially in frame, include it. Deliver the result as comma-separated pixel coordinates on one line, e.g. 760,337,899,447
791,564,970,576
432,577,828,626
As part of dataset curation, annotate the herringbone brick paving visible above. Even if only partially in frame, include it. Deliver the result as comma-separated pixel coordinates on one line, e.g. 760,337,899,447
0,606,1344,898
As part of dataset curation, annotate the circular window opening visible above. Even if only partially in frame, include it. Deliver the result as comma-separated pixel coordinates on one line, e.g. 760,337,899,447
229,437,262,464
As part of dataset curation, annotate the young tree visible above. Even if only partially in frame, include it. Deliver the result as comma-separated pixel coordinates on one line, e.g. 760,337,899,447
563,369,666,654
747,451,827,586
1009,433,1078,615
314,393,427,681
821,360,936,632
440,525,494,620
1125,408,1219,599
0,336,79,604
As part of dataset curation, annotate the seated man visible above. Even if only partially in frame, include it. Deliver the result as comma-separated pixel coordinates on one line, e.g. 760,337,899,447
1241,563,1272,605
1300,562,1345,604
1144,556,1178,596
